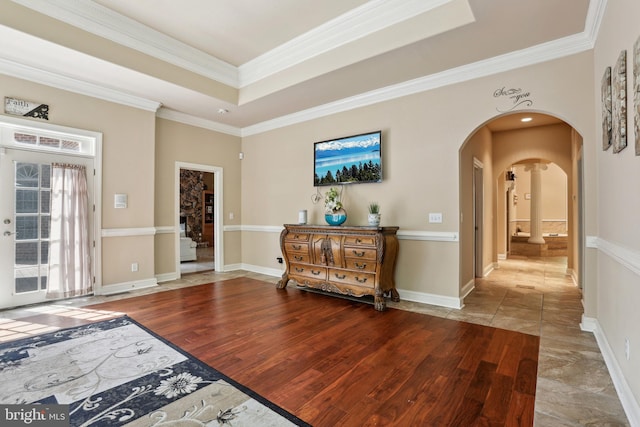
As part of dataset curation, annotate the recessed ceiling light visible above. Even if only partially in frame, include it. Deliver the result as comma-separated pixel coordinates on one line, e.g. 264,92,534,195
521,117,532,122
218,108,229,114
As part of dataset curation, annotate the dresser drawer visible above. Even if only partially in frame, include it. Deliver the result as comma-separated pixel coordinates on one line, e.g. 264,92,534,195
286,232,310,242
344,247,377,260
344,258,377,273
328,268,375,288
289,252,310,263
291,263,327,280
284,241,310,253
343,235,376,246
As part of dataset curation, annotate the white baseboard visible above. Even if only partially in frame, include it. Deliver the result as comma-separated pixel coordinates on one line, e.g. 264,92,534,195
581,315,640,426
397,288,463,309
96,278,158,295
461,279,475,301
483,263,495,277
156,272,179,283
237,263,284,278
498,253,507,260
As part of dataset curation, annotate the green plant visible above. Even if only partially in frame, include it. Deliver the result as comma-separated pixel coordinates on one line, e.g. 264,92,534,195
368,202,380,214
324,187,343,213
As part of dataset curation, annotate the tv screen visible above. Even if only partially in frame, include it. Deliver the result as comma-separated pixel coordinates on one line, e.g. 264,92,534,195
314,130,382,186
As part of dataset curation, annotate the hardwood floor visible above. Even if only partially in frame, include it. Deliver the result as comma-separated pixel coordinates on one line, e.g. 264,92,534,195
68,277,539,426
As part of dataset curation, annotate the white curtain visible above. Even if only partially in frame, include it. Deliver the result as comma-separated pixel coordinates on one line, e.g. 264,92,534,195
47,163,92,298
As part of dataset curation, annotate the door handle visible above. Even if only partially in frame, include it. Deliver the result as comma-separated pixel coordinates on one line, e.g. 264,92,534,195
3,231,15,236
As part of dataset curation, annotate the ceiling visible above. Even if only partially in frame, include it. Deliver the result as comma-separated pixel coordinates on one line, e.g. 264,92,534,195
0,0,598,135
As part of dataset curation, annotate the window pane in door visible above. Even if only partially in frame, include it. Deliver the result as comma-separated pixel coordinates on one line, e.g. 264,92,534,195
16,190,38,213
15,242,38,265
16,163,39,188
41,190,50,213
16,216,38,240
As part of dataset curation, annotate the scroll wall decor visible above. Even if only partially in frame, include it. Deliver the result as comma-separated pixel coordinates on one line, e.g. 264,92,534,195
612,50,627,153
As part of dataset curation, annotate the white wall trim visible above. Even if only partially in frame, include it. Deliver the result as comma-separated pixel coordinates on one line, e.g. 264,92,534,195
0,57,161,112
398,288,463,309
238,0,454,86
156,108,241,137
101,227,156,237
581,316,640,427
461,279,475,300
497,253,507,260
155,226,175,234
595,238,640,278
586,235,599,248
11,0,239,87
236,225,459,242
95,278,158,295
155,272,179,283
237,263,284,278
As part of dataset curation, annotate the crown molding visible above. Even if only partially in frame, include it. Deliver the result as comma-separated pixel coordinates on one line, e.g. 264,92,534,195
238,0,455,86
0,57,161,112
156,108,242,137
242,30,596,136
10,0,239,87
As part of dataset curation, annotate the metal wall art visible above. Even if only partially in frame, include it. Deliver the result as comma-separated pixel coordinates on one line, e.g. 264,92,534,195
634,36,640,155
601,66,612,150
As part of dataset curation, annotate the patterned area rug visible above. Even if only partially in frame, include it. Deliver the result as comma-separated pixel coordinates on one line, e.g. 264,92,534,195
0,316,310,426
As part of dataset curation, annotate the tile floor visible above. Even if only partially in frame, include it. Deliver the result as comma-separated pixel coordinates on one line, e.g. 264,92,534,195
0,256,630,426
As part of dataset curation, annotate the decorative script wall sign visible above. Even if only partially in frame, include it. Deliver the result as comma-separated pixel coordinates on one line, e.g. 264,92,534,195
4,97,49,120
493,87,533,112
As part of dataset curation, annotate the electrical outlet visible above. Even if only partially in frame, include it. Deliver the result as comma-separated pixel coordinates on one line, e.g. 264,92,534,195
131,262,138,272
625,338,630,360
429,213,443,223
277,257,283,264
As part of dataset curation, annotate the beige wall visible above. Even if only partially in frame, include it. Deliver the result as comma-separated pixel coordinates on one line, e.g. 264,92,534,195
0,73,156,291
593,0,640,409
154,118,242,275
241,52,595,302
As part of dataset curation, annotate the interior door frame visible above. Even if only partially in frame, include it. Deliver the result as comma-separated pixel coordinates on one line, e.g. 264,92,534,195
175,161,224,275
473,157,484,278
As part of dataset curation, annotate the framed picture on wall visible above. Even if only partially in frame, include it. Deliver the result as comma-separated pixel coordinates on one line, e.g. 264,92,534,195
612,50,627,153
602,66,612,150
634,36,640,155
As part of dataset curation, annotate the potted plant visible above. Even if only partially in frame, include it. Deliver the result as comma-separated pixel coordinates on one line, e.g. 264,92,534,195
368,202,381,226
324,187,347,225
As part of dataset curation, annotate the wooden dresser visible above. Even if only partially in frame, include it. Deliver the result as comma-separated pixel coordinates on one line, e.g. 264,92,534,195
277,224,399,311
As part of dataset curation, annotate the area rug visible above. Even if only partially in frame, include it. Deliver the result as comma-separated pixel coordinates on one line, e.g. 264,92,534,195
0,316,310,426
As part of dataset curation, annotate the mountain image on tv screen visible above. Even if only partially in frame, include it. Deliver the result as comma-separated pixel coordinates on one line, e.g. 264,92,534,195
314,131,382,186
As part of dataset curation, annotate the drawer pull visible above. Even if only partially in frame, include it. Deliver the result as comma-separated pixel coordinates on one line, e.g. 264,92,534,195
294,255,303,261
352,250,365,257
355,262,367,270
334,273,346,279
294,234,301,239
311,270,322,276
356,276,368,284
293,244,302,250
295,267,304,273
356,238,363,243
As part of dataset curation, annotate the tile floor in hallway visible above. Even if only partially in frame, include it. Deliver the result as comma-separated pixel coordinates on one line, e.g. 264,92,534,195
0,256,630,426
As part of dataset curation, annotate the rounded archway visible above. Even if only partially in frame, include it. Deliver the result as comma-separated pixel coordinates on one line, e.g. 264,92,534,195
459,111,584,296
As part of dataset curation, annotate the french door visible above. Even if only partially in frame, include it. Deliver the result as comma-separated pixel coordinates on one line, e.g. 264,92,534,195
0,148,94,308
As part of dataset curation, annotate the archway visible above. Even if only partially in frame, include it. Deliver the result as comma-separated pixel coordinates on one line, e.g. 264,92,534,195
459,111,584,297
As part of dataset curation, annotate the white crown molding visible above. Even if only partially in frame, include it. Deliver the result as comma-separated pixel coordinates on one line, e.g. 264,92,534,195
10,0,239,87
156,108,242,137
238,0,455,86
0,57,160,112
242,31,596,136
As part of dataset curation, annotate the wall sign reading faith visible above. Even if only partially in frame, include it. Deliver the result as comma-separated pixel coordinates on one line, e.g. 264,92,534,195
493,87,533,112
4,97,49,120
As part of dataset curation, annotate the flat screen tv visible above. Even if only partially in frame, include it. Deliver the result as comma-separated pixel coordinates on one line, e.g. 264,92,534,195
314,130,382,186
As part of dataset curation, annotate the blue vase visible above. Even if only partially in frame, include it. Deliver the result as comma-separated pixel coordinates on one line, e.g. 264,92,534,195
325,209,347,226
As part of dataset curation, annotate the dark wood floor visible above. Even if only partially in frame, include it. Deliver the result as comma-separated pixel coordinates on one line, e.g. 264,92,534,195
21,277,540,426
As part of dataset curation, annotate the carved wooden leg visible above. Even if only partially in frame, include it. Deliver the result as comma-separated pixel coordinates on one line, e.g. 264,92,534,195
374,288,386,311
276,274,289,289
390,288,400,302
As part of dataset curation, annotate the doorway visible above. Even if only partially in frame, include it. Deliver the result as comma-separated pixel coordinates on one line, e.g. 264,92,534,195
175,162,224,276
0,117,101,309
